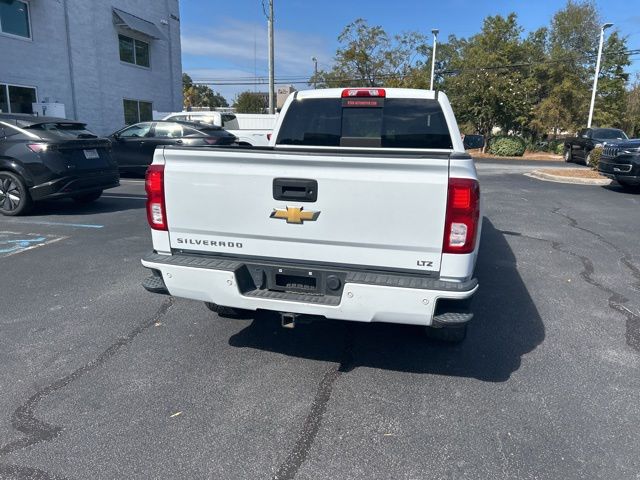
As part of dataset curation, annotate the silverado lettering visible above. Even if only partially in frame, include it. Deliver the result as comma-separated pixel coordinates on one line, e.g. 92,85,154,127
176,238,243,248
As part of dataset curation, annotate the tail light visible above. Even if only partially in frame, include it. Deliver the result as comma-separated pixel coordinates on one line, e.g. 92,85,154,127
145,164,167,231
203,138,219,145
27,143,53,153
267,133,272,141
443,178,480,254
341,88,386,98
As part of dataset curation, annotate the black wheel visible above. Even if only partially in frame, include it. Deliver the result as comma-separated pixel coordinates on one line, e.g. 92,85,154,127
585,152,592,167
71,190,102,204
0,171,32,216
425,324,467,343
204,302,253,319
563,148,572,163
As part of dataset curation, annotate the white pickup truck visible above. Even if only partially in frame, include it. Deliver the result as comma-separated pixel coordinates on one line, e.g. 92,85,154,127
143,88,482,342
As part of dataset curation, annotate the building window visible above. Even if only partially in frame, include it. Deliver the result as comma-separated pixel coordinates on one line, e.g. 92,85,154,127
0,0,30,38
123,99,152,125
0,83,37,113
118,34,150,67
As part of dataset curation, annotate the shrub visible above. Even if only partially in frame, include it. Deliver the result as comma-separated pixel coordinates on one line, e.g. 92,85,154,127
488,136,526,157
555,143,565,155
588,146,602,170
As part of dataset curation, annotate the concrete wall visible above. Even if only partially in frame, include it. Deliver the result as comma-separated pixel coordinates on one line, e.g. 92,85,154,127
0,0,182,135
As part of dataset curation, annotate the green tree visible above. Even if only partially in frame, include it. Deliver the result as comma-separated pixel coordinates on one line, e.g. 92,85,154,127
233,91,267,113
309,19,426,88
531,1,598,135
183,73,228,110
399,35,466,91
313,1,634,143
622,74,640,137
441,14,535,138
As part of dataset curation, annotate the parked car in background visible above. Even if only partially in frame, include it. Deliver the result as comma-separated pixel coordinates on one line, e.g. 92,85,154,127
0,114,119,216
163,111,275,146
172,120,238,142
599,141,640,191
109,121,236,174
564,127,628,165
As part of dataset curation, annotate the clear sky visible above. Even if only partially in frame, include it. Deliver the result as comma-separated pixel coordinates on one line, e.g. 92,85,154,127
179,0,640,102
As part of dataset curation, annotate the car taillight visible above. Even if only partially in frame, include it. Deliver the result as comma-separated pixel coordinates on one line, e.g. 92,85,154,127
27,143,53,153
443,178,480,254
267,133,272,141
341,88,386,98
204,138,219,145
145,164,167,231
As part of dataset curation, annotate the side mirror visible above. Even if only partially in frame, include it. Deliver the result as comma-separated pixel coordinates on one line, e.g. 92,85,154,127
463,134,485,150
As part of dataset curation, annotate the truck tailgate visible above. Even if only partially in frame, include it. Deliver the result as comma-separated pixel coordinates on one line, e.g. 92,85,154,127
162,148,449,273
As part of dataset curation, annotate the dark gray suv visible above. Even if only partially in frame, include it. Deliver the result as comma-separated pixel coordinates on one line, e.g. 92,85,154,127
0,113,119,215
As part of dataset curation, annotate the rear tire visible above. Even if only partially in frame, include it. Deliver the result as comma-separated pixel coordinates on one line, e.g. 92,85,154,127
71,190,102,204
0,171,32,216
563,148,572,163
425,324,467,343
204,302,253,319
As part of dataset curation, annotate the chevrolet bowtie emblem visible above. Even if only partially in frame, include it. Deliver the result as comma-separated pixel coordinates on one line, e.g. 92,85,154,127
270,206,320,224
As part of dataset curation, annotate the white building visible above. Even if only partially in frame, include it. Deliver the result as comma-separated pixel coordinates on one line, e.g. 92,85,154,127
0,0,182,134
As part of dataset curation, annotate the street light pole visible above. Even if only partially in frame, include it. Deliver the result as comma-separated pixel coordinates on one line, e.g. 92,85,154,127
587,22,613,128
267,0,275,114
430,29,439,91
312,56,318,89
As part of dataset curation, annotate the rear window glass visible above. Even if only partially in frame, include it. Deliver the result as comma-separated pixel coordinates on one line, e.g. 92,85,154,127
28,123,97,139
221,114,239,129
182,127,206,137
276,98,453,149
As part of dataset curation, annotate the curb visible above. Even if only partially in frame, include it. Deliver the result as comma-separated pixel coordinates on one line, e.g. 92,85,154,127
526,170,612,186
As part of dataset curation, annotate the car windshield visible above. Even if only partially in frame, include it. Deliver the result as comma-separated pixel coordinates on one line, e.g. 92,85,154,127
592,128,627,140
28,122,97,139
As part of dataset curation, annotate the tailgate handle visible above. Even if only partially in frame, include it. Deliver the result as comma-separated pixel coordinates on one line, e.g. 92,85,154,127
273,178,318,202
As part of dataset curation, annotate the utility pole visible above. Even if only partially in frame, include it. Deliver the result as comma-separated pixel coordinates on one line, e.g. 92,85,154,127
587,22,613,128
268,0,275,114
312,56,318,89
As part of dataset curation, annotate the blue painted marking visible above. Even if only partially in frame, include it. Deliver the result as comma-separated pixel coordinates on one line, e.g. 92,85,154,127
0,237,47,254
9,221,104,229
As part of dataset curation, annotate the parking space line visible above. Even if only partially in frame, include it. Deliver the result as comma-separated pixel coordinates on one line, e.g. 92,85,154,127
2,221,104,229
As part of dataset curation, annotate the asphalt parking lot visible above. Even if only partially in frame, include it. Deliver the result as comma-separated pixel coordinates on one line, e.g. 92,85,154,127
1,160,639,480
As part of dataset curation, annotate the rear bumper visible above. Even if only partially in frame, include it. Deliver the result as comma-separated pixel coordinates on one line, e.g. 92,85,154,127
141,252,478,327
29,171,120,200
